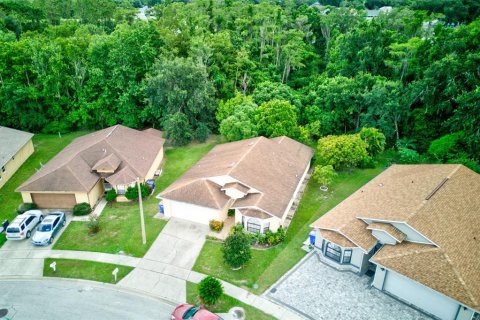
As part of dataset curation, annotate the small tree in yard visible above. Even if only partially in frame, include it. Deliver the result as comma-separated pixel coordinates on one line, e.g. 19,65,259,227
105,189,117,204
198,276,223,306
223,232,252,269
88,214,100,235
312,165,337,186
125,183,151,200
73,202,92,216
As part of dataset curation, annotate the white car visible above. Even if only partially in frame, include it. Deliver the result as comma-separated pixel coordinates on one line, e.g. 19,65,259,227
31,212,66,246
5,210,44,240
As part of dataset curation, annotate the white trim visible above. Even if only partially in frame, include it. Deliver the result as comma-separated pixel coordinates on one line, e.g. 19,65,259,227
231,205,276,219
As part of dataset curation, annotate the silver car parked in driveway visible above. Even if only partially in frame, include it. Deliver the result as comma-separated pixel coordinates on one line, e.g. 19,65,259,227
5,210,44,240
31,212,66,246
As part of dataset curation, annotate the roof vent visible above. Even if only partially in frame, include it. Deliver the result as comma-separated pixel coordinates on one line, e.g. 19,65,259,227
378,183,384,187
425,178,448,200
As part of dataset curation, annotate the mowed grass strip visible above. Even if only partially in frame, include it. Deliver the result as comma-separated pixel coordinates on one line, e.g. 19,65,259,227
43,258,133,284
0,132,89,247
193,163,387,294
186,281,275,320
53,137,221,257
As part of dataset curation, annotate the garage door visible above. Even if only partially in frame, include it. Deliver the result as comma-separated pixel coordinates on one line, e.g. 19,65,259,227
166,200,221,225
31,193,77,209
383,270,459,320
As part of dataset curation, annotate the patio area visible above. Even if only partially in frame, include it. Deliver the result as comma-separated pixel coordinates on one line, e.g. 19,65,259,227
265,252,432,320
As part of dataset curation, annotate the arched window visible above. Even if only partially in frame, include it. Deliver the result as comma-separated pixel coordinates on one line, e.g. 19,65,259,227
325,242,342,262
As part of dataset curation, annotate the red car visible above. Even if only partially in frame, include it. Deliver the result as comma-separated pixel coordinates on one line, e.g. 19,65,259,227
171,304,222,320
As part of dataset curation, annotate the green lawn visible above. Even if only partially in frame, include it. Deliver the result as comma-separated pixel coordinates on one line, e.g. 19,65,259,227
0,132,89,247
54,137,221,257
43,258,133,283
193,162,387,294
186,282,275,320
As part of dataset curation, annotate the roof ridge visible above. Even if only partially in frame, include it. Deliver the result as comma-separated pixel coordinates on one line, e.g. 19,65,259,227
66,161,90,191
375,244,438,261
227,137,263,176
104,139,141,178
205,179,222,208
442,251,478,306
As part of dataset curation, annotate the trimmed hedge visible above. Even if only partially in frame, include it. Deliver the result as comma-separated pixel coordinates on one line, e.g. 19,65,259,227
73,202,92,216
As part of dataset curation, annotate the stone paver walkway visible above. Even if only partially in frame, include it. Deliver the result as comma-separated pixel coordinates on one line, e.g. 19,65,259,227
265,252,431,320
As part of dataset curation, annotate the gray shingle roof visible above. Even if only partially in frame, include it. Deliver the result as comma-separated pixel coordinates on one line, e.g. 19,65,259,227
0,126,34,167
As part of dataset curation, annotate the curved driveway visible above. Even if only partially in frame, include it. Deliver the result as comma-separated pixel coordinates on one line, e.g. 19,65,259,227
0,279,174,320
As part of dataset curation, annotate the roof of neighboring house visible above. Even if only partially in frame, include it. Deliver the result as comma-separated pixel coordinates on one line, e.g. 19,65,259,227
0,126,34,168
312,164,480,310
160,136,313,217
367,223,406,243
17,125,164,193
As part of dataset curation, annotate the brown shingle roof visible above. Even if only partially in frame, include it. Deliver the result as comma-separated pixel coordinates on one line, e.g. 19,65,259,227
160,136,313,218
0,126,34,167
92,153,122,172
367,223,406,242
312,164,480,310
17,125,164,192
239,208,271,219
162,179,231,209
222,182,249,194
320,230,356,248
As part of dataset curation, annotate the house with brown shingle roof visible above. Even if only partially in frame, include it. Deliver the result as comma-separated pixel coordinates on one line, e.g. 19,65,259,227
158,136,313,232
17,125,164,209
310,164,480,320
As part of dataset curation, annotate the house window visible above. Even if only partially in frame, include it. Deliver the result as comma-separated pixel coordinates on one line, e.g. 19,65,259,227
472,312,480,320
247,218,261,234
117,185,126,195
325,242,342,262
1,166,5,173
263,222,270,234
343,249,352,264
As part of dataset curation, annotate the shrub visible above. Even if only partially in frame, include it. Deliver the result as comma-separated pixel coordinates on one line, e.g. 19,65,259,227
88,214,100,234
209,220,224,232
428,132,463,161
398,147,422,164
317,134,370,169
276,227,286,243
359,127,386,157
223,232,252,269
230,223,244,235
194,123,210,142
125,183,151,200
105,189,117,203
17,203,38,214
312,165,337,186
198,276,223,306
227,209,235,217
73,202,91,216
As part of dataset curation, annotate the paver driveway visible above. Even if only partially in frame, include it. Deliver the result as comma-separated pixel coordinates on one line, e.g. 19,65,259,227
118,218,210,303
266,252,432,320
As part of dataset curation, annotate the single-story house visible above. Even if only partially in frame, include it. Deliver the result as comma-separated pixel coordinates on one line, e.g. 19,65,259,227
310,164,480,320
17,125,164,209
158,136,313,232
0,126,34,189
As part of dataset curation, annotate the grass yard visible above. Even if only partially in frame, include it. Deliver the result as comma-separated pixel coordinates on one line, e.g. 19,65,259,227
0,132,89,247
54,137,221,257
193,161,388,294
186,282,275,320
43,258,133,283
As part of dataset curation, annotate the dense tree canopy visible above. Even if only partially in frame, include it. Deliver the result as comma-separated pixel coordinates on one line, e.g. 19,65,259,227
0,0,478,162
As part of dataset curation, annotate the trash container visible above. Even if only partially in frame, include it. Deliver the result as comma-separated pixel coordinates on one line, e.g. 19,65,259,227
159,203,164,214
1,219,9,234
309,230,316,246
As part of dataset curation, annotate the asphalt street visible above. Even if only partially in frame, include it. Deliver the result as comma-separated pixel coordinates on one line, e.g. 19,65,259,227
0,279,175,320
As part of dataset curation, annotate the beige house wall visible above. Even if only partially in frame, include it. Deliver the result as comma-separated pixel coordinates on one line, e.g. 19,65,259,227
86,179,104,207
0,139,34,189
145,147,164,180
21,192,33,203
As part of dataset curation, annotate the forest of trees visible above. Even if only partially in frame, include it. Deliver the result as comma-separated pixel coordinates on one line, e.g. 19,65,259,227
0,0,479,165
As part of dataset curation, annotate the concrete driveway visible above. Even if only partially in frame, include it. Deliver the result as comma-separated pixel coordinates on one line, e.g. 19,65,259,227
119,218,210,303
266,252,432,320
0,211,72,277
0,279,174,320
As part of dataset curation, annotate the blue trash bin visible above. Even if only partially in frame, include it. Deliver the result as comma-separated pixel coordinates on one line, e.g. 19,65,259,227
159,203,164,214
309,230,316,246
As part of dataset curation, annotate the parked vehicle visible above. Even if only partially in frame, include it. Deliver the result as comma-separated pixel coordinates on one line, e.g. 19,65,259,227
31,212,66,246
171,304,222,320
5,210,44,240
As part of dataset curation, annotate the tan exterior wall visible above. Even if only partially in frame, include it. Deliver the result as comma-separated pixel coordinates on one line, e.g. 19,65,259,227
145,147,164,180
87,179,104,207
0,139,34,189
21,192,33,203
74,192,89,204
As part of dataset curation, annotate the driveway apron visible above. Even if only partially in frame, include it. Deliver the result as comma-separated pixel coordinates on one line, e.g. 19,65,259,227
118,218,209,304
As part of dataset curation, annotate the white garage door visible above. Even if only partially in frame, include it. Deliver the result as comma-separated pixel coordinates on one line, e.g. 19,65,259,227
383,270,459,320
166,200,221,225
